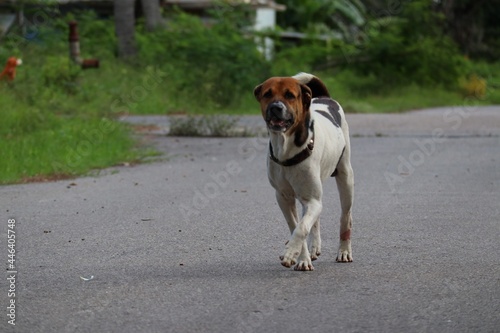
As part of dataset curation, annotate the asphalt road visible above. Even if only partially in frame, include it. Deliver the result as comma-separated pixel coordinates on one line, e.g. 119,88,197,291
1,106,499,333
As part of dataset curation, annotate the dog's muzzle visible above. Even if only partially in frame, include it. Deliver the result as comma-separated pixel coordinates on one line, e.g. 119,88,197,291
266,101,293,132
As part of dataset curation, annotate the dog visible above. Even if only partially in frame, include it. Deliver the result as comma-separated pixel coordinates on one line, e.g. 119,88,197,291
254,73,354,271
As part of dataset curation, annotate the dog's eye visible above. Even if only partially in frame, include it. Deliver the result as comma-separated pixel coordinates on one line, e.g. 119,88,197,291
263,90,272,98
284,91,295,100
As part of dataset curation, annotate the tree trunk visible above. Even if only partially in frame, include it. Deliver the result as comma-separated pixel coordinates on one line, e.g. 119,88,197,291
141,0,164,31
438,0,487,56
114,0,137,59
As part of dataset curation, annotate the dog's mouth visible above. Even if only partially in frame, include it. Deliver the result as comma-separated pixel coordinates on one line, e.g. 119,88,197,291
267,116,293,132
264,101,293,132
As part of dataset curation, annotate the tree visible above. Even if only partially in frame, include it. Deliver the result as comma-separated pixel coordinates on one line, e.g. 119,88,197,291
276,0,367,40
114,0,137,59
141,0,164,32
355,0,467,87
364,0,500,58
435,0,500,58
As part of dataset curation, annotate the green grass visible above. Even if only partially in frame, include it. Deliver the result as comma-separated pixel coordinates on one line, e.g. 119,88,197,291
0,119,140,184
0,93,145,184
340,85,464,113
0,74,152,184
319,71,500,114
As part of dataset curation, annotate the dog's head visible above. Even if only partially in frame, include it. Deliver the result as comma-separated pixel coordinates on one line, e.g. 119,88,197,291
254,77,312,133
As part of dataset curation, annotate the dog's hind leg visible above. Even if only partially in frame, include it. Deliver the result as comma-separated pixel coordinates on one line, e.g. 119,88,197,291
335,155,354,263
309,218,321,261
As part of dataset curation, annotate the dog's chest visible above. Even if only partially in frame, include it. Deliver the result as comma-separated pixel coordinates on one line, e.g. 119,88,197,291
268,112,345,187
267,160,321,199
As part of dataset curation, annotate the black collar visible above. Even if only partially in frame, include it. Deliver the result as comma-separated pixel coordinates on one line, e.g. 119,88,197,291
269,133,314,167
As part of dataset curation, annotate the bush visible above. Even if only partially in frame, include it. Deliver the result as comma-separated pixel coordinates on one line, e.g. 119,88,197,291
351,0,467,88
137,9,269,109
41,55,81,93
169,115,239,137
460,74,487,98
271,40,330,76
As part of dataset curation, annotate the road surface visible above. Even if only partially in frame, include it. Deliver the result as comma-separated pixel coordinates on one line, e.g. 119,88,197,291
1,106,499,332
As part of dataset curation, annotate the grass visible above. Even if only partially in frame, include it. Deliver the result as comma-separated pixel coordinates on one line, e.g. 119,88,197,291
319,70,500,114
0,66,154,184
0,89,148,184
0,119,140,184
342,85,466,113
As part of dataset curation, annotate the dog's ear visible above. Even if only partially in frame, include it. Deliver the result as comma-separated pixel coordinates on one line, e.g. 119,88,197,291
253,84,263,101
300,83,312,110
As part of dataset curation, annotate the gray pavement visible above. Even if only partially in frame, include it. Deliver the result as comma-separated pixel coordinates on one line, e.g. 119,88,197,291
1,106,500,333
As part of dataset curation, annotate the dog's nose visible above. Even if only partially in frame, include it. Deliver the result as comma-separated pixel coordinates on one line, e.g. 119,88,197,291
267,102,286,118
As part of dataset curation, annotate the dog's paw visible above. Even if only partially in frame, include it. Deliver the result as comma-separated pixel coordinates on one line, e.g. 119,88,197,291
336,240,353,263
294,258,314,271
310,245,321,261
336,251,352,262
279,241,301,268
279,252,298,268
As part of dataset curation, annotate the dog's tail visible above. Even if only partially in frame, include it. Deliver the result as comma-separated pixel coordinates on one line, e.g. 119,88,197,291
293,72,331,98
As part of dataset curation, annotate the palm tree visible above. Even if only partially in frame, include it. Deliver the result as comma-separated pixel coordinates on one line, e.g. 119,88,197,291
277,0,367,40
114,0,137,59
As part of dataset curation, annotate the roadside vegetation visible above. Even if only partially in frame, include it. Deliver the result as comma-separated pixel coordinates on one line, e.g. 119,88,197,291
0,0,499,184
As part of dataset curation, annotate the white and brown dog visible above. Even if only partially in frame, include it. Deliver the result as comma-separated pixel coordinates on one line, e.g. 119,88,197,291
254,73,354,271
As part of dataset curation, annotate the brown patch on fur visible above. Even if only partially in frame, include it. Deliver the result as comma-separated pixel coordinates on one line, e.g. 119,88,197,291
254,77,312,140
340,229,351,241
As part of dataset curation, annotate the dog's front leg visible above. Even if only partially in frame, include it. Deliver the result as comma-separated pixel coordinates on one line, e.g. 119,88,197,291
275,192,313,270
281,199,322,270
275,191,298,234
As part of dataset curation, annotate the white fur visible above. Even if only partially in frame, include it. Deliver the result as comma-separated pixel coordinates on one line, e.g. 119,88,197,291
292,72,315,84
266,77,355,271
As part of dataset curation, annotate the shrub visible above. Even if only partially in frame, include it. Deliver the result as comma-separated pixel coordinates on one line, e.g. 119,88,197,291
169,115,239,137
271,41,329,76
460,74,487,98
351,0,467,88
137,9,269,109
41,55,81,93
